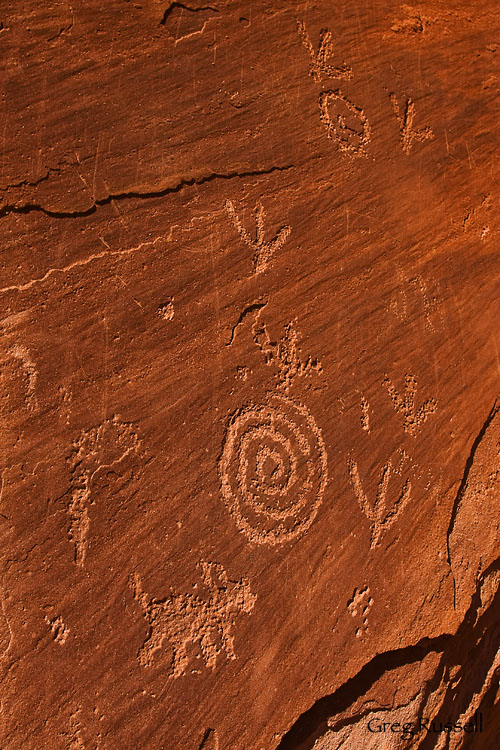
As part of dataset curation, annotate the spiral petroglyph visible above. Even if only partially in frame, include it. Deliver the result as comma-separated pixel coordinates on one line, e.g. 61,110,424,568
219,394,328,545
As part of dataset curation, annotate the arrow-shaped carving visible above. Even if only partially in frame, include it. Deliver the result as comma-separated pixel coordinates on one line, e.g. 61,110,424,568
347,457,412,548
224,201,291,275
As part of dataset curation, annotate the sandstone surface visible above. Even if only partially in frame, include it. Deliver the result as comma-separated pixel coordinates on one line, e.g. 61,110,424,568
0,1,499,748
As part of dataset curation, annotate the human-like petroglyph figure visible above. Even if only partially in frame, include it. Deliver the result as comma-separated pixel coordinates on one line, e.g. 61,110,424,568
220,393,328,545
252,315,322,393
131,562,256,678
347,457,412,548
348,586,373,638
383,373,437,437
67,416,142,565
224,200,291,274
296,20,353,83
319,89,371,156
390,93,434,155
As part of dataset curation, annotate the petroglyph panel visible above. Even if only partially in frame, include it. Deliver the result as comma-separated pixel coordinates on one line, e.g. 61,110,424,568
220,394,328,545
131,563,256,678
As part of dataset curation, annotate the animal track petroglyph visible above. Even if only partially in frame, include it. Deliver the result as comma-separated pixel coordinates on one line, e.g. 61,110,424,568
296,20,353,82
319,90,371,156
348,586,373,638
131,562,256,678
45,614,69,645
252,315,322,393
383,374,437,436
347,457,412,548
390,93,434,154
224,201,291,274
67,416,142,566
220,393,328,545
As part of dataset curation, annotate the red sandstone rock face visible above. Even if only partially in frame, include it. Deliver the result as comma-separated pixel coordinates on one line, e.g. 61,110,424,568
0,1,499,748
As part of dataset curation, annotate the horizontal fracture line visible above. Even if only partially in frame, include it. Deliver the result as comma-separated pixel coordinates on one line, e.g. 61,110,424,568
0,164,295,220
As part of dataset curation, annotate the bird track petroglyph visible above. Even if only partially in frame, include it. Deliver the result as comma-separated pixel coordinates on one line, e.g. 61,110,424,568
224,200,291,274
131,562,256,678
67,416,143,566
319,90,371,157
296,20,353,82
219,393,328,545
383,373,437,436
390,93,434,154
347,457,412,548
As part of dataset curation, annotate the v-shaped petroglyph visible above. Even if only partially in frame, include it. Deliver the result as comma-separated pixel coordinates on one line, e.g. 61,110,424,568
383,373,437,436
347,458,412,548
390,93,434,155
131,562,256,678
252,315,322,392
297,20,353,82
224,201,291,274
